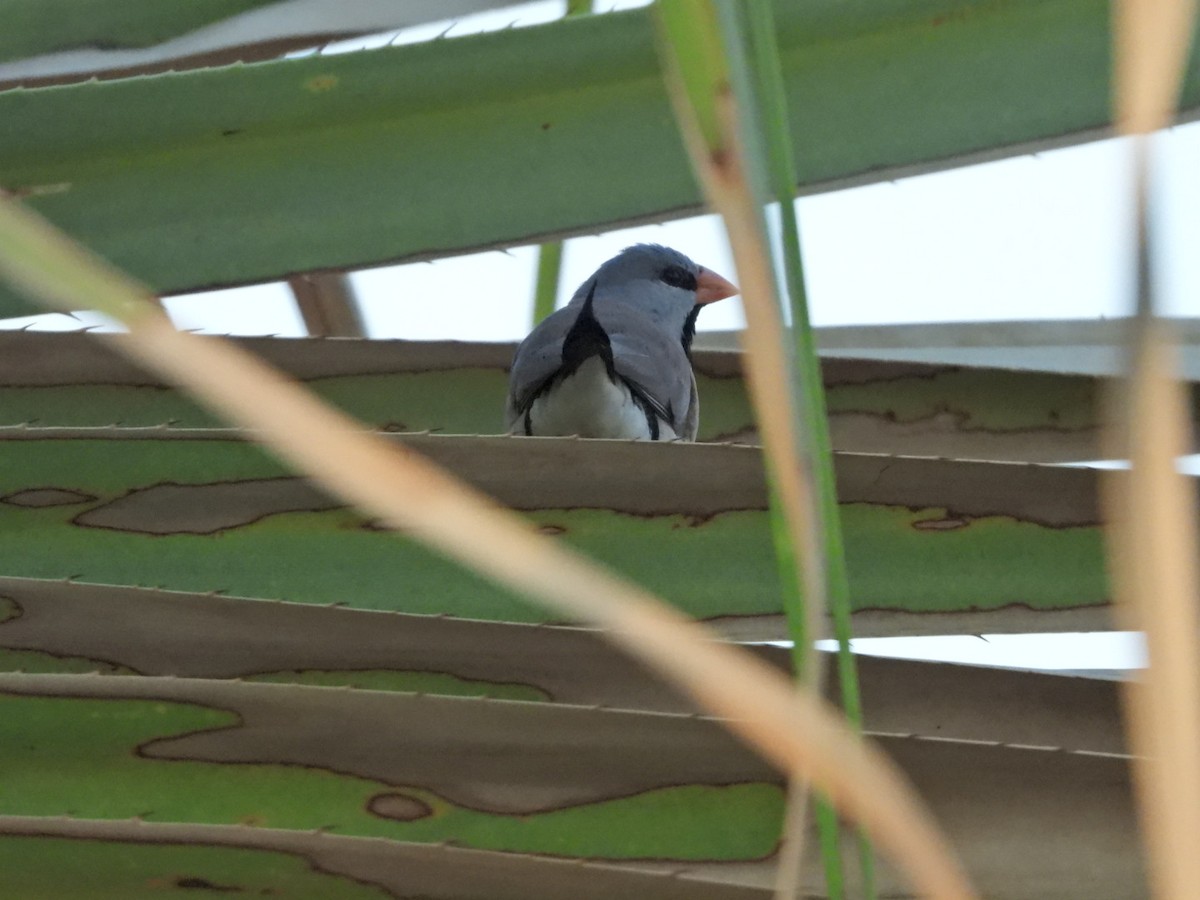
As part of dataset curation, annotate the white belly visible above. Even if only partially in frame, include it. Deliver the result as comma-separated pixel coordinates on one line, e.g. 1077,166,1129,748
528,356,676,440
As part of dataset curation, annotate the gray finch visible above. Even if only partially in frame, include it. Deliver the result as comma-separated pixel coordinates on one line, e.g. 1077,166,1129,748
505,244,737,441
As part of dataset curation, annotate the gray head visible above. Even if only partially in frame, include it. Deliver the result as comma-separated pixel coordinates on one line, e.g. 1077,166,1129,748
568,244,738,338
581,243,702,296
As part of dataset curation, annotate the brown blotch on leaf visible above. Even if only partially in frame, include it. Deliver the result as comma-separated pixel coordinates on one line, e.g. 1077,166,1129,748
73,479,339,535
368,791,434,822
912,516,970,531
2,488,96,508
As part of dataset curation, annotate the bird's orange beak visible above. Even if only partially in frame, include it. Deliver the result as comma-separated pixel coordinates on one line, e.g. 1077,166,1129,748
695,267,739,305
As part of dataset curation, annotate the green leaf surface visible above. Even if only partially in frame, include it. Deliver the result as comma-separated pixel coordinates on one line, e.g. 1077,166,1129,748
0,835,393,900
1,0,1197,315
0,673,1144,897
0,822,772,900
0,433,1109,628
0,647,133,676
0,685,783,860
0,578,1125,752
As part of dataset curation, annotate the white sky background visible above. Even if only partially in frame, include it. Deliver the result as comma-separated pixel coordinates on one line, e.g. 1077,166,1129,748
6,0,1195,673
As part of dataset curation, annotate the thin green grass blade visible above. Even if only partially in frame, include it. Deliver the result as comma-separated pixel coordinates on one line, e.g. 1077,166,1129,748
532,239,564,324
720,3,852,895
742,0,859,708
743,3,875,896
653,3,727,157
656,0,827,680
657,2,838,895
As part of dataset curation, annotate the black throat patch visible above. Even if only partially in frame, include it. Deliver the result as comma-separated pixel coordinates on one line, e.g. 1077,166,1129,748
680,304,701,359
560,280,615,379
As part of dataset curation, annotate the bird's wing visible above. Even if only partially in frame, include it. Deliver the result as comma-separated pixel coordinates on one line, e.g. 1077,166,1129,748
504,305,579,431
678,370,700,441
599,304,697,438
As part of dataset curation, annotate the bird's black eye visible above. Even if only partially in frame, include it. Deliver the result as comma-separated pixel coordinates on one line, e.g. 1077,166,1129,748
659,264,697,292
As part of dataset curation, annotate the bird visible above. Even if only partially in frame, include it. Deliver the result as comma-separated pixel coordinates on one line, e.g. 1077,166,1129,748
504,244,738,441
